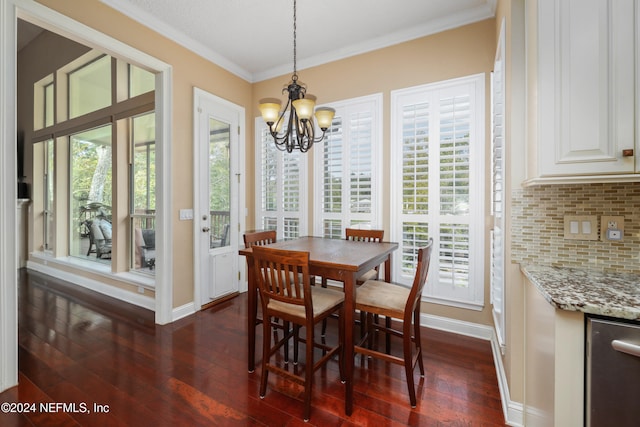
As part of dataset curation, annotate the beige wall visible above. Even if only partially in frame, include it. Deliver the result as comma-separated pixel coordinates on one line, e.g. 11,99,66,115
253,19,497,326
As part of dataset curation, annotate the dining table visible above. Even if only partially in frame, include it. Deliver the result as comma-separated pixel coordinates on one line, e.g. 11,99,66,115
239,235,399,416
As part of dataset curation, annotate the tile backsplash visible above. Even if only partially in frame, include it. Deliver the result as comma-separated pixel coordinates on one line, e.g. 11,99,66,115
511,183,640,273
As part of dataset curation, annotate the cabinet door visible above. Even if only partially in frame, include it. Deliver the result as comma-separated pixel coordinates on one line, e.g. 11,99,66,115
538,0,635,176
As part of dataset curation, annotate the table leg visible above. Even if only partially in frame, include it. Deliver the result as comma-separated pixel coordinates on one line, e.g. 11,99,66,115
246,256,257,372
384,254,392,282
384,254,392,352
344,272,355,415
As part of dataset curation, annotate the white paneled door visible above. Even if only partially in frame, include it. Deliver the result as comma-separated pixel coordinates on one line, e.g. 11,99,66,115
196,90,242,306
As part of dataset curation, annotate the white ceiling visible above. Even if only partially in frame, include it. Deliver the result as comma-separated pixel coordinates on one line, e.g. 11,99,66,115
100,0,496,82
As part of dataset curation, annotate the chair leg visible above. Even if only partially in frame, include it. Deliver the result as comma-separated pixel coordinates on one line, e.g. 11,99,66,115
320,277,328,336
385,315,392,353
338,306,346,383
260,314,272,399
413,308,424,376
283,320,290,363
293,324,300,365
303,321,314,422
366,313,375,350
403,317,417,408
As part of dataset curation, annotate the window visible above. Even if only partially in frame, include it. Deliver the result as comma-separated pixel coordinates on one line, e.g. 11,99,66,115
43,139,54,251
130,112,156,273
44,82,54,127
68,55,111,119
313,94,382,238
33,74,54,130
255,120,307,240
129,64,155,98
390,74,485,309
69,125,112,260
33,49,155,276
208,117,231,248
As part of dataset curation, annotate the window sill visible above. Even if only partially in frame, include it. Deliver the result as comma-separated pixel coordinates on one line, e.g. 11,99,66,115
30,252,155,290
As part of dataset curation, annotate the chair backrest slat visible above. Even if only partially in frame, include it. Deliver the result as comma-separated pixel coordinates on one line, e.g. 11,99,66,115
244,230,277,248
345,228,384,243
253,246,311,311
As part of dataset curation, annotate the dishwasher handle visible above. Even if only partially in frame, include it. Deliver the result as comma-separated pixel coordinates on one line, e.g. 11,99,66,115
611,339,640,358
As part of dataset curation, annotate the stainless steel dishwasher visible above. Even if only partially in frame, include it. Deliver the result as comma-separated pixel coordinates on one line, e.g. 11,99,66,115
586,315,640,427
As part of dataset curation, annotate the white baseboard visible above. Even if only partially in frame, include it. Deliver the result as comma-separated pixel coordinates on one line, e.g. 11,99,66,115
420,313,524,426
27,261,155,311
172,302,196,322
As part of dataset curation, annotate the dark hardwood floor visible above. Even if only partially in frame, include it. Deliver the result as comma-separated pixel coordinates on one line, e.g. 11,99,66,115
0,269,506,426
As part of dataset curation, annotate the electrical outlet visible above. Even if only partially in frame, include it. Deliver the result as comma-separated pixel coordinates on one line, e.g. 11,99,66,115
601,215,625,241
607,229,623,240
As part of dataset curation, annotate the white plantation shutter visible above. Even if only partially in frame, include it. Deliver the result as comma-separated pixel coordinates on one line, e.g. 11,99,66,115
314,94,382,238
438,93,471,292
255,121,307,240
321,115,343,239
391,75,485,309
491,22,506,349
399,101,430,275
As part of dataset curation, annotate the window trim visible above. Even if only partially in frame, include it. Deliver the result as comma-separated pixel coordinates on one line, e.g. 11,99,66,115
390,73,485,310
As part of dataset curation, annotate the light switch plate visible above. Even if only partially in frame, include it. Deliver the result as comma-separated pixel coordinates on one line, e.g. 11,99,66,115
564,215,598,240
179,209,194,220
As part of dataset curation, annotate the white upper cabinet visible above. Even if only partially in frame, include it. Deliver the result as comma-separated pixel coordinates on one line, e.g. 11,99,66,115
527,0,639,183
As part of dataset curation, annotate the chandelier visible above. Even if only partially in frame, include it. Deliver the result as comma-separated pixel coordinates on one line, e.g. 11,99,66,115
258,0,335,153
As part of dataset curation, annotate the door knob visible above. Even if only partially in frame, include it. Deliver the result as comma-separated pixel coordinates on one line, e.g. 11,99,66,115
622,149,634,157
202,227,210,232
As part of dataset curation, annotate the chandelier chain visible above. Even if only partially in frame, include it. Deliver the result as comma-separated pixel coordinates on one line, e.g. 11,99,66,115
293,0,297,80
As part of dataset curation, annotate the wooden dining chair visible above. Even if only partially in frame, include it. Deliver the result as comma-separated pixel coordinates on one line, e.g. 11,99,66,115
244,231,278,329
346,228,385,284
354,238,433,407
252,246,344,422
243,230,285,364
321,228,385,337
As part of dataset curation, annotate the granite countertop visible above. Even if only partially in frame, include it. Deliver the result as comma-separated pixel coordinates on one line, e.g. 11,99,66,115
521,265,640,320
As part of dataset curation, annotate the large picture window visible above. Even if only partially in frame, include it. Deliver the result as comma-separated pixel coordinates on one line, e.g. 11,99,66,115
391,74,485,309
32,49,155,277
